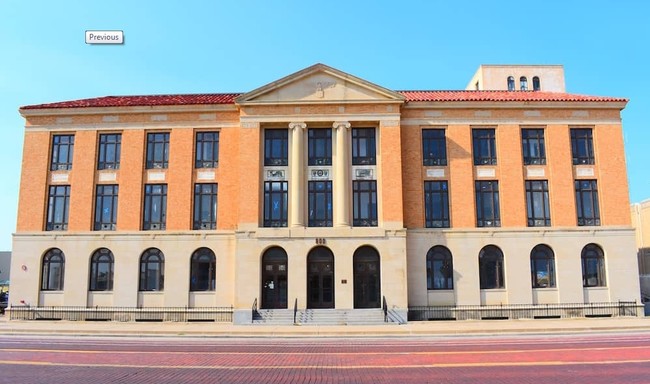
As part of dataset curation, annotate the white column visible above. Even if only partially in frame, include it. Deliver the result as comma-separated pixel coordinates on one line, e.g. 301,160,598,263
289,122,306,227
333,121,351,227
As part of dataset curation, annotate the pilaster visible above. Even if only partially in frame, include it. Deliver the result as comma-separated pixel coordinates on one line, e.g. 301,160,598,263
333,121,351,227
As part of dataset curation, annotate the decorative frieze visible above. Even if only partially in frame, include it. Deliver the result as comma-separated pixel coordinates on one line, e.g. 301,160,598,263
310,169,330,180
354,168,373,180
199,113,216,121
576,167,595,177
51,173,69,183
147,172,165,182
102,115,119,122
476,168,496,178
98,172,117,182
526,167,545,178
474,111,491,117
197,171,216,181
265,169,286,181
426,168,445,178
55,117,72,124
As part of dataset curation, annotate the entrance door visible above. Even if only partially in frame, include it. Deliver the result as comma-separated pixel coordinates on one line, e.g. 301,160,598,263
307,247,335,309
353,246,381,308
261,247,288,309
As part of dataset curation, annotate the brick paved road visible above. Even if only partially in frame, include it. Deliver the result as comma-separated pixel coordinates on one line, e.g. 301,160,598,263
0,332,649,383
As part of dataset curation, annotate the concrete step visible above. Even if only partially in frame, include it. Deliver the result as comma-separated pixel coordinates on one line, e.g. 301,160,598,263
299,309,388,326
252,309,296,325
253,308,392,325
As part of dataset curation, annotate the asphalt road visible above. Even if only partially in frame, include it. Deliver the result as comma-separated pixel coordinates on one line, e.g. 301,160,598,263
0,332,649,383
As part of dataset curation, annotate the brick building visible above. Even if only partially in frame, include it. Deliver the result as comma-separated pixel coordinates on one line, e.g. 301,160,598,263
10,64,641,322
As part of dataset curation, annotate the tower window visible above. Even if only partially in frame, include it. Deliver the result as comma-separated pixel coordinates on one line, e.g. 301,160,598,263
520,76,528,91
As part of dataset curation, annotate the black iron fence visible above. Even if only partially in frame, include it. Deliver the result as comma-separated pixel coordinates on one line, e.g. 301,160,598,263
408,301,642,321
8,306,233,322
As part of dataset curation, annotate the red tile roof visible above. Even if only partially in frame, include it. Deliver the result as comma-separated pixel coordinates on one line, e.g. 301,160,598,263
20,91,626,110
20,93,242,110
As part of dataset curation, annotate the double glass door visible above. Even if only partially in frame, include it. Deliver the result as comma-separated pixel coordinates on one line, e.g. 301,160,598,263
261,248,288,309
307,247,335,309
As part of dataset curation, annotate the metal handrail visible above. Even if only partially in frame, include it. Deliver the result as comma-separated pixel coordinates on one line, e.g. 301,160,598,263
407,301,642,321
293,298,298,324
382,296,388,322
251,298,258,324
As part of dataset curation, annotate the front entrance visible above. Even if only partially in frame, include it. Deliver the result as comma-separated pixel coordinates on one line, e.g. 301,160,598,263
261,247,288,309
307,247,335,309
353,246,381,308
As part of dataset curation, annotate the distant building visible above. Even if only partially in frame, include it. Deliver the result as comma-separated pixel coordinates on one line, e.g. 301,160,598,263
631,200,650,275
0,251,10,284
10,63,640,323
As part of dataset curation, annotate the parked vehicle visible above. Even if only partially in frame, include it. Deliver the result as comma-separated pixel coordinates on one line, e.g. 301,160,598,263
0,291,8,314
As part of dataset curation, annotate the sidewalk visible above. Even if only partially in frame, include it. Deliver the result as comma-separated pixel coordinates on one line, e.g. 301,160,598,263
1,315,649,338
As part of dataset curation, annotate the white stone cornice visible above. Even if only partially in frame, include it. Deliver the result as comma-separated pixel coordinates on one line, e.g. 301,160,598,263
399,118,623,126
24,121,242,132
239,113,401,123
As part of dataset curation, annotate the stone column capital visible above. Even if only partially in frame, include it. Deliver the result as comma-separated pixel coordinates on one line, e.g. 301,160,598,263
332,121,351,131
289,122,307,131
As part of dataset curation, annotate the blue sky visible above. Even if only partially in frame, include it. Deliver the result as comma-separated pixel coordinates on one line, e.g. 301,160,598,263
0,0,648,251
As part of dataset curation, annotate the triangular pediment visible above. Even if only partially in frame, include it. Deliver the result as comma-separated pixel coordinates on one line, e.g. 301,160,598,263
236,64,404,105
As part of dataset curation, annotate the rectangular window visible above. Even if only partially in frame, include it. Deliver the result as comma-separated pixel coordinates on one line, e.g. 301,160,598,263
352,128,376,165
264,129,288,166
46,185,70,231
521,129,546,165
353,180,377,226
146,132,170,169
475,181,500,227
422,129,447,166
424,181,450,228
264,181,288,227
308,181,332,227
308,129,332,166
575,180,600,226
143,184,167,230
571,128,595,165
195,132,219,168
525,180,551,226
97,133,121,170
193,183,218,230
472,129,497,165
94,185,118,230
50,135,75,171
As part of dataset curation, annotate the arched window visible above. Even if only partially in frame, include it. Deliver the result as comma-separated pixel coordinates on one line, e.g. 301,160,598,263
520,76,528,91
530,245,555,288
507,76,515,91
479,245,504,289
582,244,606,287
41,248,65,291
139,248,164,291
89,248,114,291
426,246,453,290
190,248,216,291
532,76,540,91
